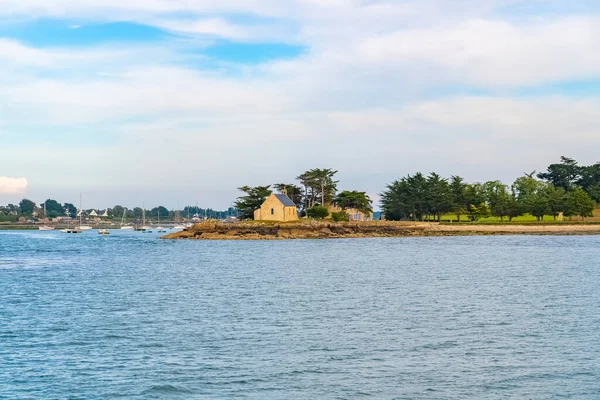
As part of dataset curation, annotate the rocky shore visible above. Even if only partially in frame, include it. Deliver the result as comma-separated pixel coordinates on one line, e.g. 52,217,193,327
161,221,600,240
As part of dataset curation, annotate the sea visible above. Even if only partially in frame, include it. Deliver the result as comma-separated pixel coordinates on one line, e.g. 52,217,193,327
1,230,599,399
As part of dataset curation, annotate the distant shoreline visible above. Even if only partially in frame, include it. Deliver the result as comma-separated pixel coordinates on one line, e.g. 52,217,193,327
161,221,600,240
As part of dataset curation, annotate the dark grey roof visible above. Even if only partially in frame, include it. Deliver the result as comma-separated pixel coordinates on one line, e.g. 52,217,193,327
274,194,296,207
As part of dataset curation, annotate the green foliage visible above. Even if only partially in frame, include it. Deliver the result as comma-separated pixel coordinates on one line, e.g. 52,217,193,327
577,162,600,202
483,181,517,221
307,205,330,220
63,203,77,217
545,185,567,220
234,185,272,220
19,198,36,216
42,199,64,216
151,206,169,219
133,207,143,218
335,190,373,215
331,211,349,222
467,202,492,221
296,168,338,210
112,205,125,219
537,156,580,191
381,173,455,221
0,214,18,223
565,187,596,219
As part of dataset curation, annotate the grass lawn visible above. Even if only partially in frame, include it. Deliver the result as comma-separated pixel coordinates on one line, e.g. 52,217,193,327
428,212,600,224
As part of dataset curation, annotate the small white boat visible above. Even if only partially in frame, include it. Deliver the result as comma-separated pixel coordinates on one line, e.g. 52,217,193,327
39,225,55,231
120,226,134,230
98,229,110,235
173,224,185,230
79,225,93,231
140,226,152,233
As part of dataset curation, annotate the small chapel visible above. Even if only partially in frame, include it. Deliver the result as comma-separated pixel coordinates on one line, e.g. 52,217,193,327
254,189,299,222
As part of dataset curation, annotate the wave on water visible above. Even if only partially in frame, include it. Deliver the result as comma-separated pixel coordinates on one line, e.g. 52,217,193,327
142,384,193,395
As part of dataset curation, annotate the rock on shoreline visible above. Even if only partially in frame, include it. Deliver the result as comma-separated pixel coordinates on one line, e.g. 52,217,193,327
161,221,600,240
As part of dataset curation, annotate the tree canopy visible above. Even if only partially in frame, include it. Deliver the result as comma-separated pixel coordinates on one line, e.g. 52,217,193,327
234,185,272,219
19,199,36,216
381,168,596,222
334,191,373,215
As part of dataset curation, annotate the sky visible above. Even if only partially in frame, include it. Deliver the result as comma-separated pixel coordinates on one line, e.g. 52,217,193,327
1,0,600,209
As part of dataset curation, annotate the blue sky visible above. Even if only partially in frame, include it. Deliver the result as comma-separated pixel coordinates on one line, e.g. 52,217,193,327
1,0,600,208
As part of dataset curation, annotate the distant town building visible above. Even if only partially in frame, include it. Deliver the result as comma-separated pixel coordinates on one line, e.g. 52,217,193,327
254,191,299,222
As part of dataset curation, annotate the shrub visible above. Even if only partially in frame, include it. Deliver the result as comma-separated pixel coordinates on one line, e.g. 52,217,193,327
307,206,330,220
331,211,349,222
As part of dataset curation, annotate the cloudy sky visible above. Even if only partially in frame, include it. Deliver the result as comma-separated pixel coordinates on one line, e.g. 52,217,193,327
1,0,600,209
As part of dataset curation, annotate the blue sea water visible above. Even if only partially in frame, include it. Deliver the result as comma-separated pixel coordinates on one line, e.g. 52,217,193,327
1,231,599,399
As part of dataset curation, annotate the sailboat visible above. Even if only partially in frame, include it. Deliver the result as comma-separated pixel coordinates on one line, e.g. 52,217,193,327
156,209,166,233
140,206,152,233
62,194,83,233
39,203,55,230
120,208,133,230
172,208,185,230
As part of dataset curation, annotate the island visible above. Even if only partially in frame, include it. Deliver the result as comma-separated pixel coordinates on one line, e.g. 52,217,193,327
161,220,600,240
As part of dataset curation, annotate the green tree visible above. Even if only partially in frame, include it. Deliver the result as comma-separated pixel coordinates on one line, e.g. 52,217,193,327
513,174,550,220
537,156,581,191
426,173,453,221
19,198,36,215
151,206,169,219
234,185,272,220
467,202,491,221
63,203,77,217
42,199,65,216
296,168,338,209
450,176,468,222
112,205,125,219
133,207,143,219
577,162,600,202
545,185,567,220
483,181,511,221
334,190,373,215
307,205,329,220
565,187,596,219
380,172,449,221
331,211,349,222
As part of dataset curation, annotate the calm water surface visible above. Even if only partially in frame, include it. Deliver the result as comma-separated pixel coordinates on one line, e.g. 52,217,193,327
1,231,599,399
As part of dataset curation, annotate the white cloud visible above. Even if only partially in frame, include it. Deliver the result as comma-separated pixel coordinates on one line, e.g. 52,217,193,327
357,16,600,87
0,177,28,194
2,1,600,206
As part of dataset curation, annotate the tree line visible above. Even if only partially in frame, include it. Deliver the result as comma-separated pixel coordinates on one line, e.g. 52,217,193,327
381,157,597,221
234,168,373,220
0,200,236,222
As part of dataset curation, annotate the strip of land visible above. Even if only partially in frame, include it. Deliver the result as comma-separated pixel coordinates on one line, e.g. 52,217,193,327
161,221,600,240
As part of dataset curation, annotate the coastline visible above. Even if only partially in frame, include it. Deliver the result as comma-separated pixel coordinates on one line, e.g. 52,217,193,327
161,221,600,240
